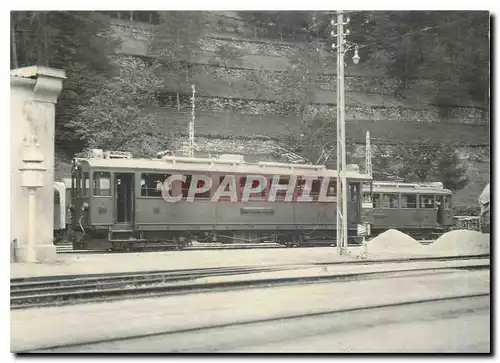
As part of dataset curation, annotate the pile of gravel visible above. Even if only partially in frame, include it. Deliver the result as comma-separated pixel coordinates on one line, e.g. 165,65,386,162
366,229,426,255
429,230,490,255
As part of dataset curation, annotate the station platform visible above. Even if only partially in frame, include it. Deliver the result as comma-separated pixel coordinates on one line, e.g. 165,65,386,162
11,246,365,279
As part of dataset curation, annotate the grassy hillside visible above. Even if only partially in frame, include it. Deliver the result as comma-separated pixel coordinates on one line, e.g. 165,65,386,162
148,107,489,145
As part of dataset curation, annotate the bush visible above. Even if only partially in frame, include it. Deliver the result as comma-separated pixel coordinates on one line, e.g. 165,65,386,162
453,205,480,216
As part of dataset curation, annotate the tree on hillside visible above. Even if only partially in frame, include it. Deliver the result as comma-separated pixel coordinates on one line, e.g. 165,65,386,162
282,119,470,191
417,12,489,105
149,11,208,111
433,145,470,191
69,56,170,157
286,11,489,107
11,11,121,156
372,143,470,191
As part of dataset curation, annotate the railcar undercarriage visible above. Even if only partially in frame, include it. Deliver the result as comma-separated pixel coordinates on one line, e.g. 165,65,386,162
70,227,364,251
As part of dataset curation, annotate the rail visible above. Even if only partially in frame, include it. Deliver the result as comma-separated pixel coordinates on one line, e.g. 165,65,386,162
24,292,488,353
10,254,489,310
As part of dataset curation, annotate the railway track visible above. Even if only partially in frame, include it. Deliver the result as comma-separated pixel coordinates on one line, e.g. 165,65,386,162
22,293,489,353
56,243,287,254
11,255,489,310
56,241,435,254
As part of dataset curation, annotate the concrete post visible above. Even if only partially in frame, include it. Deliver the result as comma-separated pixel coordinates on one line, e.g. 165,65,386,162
19,136,47,262
10,66,66,263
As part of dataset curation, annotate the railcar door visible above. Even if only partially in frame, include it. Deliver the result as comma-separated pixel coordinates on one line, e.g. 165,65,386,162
437,194,453,227
114,173,135,226
90,171,113,226
437,195,445,225
361,182,374,231
70,165,83,231
348,183,361,224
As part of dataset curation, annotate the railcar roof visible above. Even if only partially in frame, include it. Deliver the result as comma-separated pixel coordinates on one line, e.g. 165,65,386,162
77,158,373,181
362,185,452,195
373,187,451,195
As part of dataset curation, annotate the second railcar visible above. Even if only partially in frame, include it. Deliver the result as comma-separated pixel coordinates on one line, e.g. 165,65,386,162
362,181,454,240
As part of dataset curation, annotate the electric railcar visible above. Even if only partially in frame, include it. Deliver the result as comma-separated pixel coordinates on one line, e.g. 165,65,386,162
68,151,373,251
362,181,454,240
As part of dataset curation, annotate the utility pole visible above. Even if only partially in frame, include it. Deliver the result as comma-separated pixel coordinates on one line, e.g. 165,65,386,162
365,130,372,176
331,11,361,255
188,84,196,158
333,11,349,255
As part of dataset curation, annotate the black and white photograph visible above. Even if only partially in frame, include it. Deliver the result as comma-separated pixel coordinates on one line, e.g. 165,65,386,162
8,5,492,355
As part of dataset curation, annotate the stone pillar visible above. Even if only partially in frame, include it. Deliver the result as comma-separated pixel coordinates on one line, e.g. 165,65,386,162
10,66,66,263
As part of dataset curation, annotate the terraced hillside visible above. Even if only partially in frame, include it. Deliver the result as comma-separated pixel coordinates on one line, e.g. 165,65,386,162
111,17,489,143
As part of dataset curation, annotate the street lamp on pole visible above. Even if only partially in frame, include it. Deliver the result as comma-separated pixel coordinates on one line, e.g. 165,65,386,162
188,84,195,158
331,11,362,255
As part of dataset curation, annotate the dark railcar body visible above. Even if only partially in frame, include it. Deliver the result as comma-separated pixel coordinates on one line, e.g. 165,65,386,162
362,181,454,240
69,153,373,251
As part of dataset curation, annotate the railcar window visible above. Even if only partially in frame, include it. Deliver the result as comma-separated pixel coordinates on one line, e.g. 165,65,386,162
93,172,111,196
77,173,83,195
363,193,372,203
181,176,193,198
311,180,321,199
274,176,290,200
401,194,417,208
420,195,435,209
239,176,267,200
83,173,90,197
296,178,322,201
191,177,211,199
141,173,169,197
373,193,382,208
295,178,319,200
362,182,372,202
382,194,399,208
348,184,359,201
436,195,443,207
218,176,233,201
296,178,304,195
327,179,336,197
